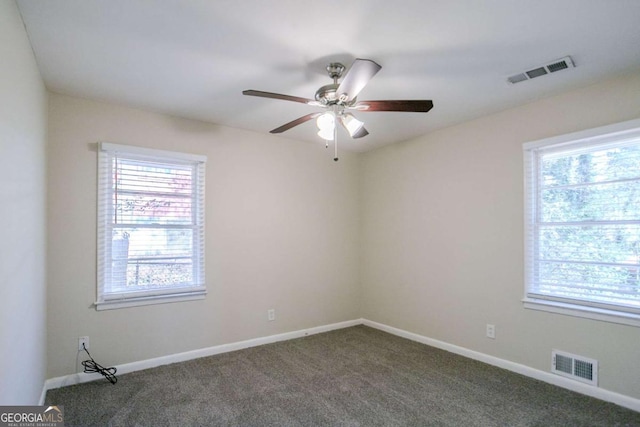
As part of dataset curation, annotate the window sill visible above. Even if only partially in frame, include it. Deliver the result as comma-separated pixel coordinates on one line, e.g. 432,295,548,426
523,297,640,328
95,290,206,311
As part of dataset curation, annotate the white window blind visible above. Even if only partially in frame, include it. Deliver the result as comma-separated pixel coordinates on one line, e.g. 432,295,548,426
97,142,206,310
523,119,640,325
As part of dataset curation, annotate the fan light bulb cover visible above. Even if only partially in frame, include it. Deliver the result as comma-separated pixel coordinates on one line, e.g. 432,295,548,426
316,112,335,130
317,127,334,141
342,114,365,137
316,112,335,141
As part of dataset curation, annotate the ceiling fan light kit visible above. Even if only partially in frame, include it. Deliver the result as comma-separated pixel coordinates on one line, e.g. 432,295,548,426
316,111,365,141
243,58,434,160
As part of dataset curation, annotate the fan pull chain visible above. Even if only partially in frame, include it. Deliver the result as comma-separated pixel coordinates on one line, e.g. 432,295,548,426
333,106,339,161
333,117,339,161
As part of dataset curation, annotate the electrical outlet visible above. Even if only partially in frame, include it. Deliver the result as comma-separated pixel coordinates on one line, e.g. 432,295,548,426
78,336,89,351
267,309,275,321
486,324,496,339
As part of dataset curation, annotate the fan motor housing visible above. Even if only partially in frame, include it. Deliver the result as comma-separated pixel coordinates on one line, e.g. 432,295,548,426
315,84,338,104
315,84,355,106
315,62,351,106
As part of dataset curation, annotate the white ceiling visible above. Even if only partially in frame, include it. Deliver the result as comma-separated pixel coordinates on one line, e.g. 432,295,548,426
17,0,640,152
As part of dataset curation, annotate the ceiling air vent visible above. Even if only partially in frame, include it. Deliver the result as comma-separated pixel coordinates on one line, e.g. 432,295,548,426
552,349,598,386
508,56,575,84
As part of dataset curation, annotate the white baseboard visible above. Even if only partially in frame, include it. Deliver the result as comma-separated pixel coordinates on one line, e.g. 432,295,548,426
362,319,640,413
41,317,640,413
41,318,361,402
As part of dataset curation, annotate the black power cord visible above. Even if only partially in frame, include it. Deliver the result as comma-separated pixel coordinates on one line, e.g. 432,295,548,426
81,343,118,384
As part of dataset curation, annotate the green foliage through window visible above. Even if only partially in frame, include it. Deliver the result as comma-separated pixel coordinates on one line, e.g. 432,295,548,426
525,128,640,316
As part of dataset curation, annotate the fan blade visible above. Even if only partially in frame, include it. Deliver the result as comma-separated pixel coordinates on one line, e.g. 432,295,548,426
270,112,322,134
336,58,381,102
243,90,316,105
352,100,434,113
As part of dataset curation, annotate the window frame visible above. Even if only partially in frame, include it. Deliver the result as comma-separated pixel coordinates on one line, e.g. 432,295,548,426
96,142,207,310
523,118,640,327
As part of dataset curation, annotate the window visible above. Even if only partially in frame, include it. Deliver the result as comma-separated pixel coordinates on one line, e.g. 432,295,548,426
97,142,206,310
523,119,640,326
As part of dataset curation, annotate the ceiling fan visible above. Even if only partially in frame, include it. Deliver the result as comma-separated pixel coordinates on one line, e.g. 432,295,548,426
243,58,434,160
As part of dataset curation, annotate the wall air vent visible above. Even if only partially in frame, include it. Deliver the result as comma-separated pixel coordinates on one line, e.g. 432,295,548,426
507,56,575,84
551,349,598,386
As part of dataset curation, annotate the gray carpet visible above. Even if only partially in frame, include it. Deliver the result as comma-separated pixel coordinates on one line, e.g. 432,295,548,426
46,325,640,426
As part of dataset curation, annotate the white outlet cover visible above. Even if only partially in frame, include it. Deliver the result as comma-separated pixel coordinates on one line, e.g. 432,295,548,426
78,336,89,351
486,324,496,339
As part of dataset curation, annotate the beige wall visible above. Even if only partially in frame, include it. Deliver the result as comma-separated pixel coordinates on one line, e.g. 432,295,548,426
46,93,361,378
0,0,48,404
361,72,640,399
43,58,640,401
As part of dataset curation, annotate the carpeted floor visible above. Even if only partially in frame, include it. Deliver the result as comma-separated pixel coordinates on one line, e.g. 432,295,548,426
46,325,640,426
